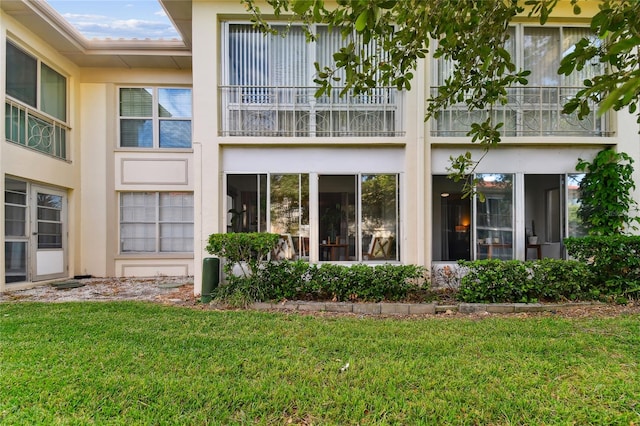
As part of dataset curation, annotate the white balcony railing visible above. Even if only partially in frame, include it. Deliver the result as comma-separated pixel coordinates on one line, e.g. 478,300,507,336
5,99,69,160
430,86,611,137
219,86,404,137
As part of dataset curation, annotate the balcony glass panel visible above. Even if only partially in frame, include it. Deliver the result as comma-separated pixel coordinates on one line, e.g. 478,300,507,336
430,87,608,137
220,86,402,137
5,101,69,160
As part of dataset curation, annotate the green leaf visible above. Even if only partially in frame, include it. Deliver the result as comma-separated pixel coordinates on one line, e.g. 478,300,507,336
291,0,313,15
609,36,640,56
599,78,640,115
355,10,369,32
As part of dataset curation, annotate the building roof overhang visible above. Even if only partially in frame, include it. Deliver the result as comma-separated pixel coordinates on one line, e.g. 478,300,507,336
1,0,192,70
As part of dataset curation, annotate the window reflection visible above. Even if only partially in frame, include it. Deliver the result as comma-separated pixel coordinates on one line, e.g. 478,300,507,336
567,174,587,237
270,174,309,260
361,174,398,261
476,174,514,260
227,173,400,262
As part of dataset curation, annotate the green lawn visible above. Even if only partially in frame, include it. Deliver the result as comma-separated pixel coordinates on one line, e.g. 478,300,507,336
1,302,639,425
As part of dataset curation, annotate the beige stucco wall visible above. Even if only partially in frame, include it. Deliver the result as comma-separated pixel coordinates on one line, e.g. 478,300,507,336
79,68,193,278
192,0,222,295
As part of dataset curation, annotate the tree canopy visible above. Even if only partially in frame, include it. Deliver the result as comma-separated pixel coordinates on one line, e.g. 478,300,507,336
242,0,640,193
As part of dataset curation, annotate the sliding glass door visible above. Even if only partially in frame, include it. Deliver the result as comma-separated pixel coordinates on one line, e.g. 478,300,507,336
475,174,514,260
270,174,310,259
226,172,400,262
433,172,588,262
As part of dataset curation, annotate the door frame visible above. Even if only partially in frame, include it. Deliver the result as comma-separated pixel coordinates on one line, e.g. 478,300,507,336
30,184,68,281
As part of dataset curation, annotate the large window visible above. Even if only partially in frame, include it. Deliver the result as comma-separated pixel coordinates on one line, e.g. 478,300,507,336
5,41,69,160
431,26,607,137
120,192,194,253
119,87,192,148
226,173,399,262
221,23,402,137
432,172,588,262
476,174,514,260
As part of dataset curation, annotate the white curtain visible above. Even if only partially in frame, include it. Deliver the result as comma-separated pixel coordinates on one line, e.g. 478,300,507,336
562,27,602,86
120,192,193,253
159,193,194,252
524,27,561,86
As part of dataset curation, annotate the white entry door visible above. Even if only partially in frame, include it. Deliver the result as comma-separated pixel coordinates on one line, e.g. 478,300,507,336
31,186,67,281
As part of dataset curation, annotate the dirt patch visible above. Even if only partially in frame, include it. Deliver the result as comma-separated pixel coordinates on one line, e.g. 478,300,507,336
0,277,197,306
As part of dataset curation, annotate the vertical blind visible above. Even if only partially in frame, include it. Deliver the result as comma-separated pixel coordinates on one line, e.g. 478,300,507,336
226,24,385,88
228,24,309,87
434,26,598,87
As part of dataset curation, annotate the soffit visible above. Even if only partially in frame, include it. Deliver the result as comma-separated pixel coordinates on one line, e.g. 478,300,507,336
1,0,192,70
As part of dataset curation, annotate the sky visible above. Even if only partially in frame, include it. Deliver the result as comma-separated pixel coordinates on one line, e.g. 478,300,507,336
45,0,181,40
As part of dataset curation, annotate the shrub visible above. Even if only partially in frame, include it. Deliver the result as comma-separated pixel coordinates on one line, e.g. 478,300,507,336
529,258,595,301
565,235,640,300
457,260,533,303
206,232,280,277
253,259,317,301
233,260,425,304
206,233,281,306
457,259,596,303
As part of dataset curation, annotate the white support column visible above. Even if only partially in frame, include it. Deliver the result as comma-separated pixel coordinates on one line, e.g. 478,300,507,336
308,173,319,263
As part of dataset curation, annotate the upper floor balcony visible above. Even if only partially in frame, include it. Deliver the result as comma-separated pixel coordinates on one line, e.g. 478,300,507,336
219,85,404,138
430,86,610,138
5,99,69,161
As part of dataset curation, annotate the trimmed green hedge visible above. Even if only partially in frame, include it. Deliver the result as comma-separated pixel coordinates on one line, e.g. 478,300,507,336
213,260,425,306
205,233,425,306
457,259,595,303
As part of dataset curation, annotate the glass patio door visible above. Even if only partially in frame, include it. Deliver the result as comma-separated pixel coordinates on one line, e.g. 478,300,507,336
31,185,67,281
318,175,357,261
475,174,514,260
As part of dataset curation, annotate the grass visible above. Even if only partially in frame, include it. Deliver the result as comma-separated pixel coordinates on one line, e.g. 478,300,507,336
1,302,639,425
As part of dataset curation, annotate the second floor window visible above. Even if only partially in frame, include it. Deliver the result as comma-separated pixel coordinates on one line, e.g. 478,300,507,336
431,25,607,137
220,23,403,137
5,41,69,160
119,87,192,148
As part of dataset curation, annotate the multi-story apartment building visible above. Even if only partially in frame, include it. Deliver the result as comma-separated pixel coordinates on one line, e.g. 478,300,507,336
2,0,639,294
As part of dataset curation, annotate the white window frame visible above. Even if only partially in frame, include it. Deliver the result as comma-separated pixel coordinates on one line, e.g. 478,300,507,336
119,192,194,254
118,87,193,149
